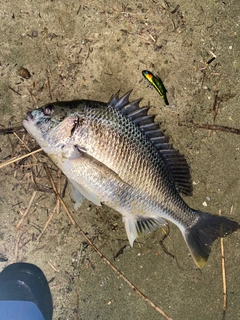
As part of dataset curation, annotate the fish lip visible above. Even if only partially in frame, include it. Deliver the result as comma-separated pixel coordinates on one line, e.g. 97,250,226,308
23,111,34,128
25,111,34,122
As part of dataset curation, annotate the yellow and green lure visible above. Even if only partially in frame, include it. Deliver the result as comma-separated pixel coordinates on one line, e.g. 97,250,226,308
142,70,169,105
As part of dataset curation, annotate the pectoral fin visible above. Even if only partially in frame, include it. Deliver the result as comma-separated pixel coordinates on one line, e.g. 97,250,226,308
66,145,126,208
68,180,86,210
68,177,102,207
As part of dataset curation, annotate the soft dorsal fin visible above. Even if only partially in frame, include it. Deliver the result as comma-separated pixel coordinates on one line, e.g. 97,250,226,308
108,91,193,196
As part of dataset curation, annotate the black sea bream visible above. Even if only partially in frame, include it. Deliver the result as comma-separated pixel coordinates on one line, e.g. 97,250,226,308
23,91,239,268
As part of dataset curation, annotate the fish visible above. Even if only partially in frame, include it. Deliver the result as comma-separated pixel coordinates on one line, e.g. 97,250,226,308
23,90,239,268
142,70,169,105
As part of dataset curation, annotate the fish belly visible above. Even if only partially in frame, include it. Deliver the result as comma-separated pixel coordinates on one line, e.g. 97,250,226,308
58,146,167,245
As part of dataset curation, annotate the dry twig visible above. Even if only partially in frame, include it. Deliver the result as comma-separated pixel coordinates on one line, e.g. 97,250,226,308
48,260,59,272
43,164,76,226
193,123,240,135
56,169,62,214
0,148,42,169
219,209,227,320
180,121,240,136
14,232,23,260
13,132,38,162
37,206,57,242
46,69,52,100
0,126,24,134
16,190,37,229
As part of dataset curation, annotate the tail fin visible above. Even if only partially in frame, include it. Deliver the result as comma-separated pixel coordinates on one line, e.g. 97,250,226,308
184,211,239,268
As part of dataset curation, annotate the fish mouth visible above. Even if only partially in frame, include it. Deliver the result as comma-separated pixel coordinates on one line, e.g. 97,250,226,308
26,111,34,121
23,111,34,128
23,111,34,123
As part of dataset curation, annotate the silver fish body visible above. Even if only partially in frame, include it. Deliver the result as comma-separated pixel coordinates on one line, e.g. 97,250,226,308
23,91,239,268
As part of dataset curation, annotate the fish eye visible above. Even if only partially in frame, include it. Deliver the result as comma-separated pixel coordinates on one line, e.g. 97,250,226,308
42,104,54,116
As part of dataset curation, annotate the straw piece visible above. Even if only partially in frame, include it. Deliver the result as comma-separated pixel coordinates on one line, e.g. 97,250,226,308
0,148,42,169
13,132,38,162
219,209,227,319
16,190,37,229
37,206,57,242
47,260,59,272
43,164,76,226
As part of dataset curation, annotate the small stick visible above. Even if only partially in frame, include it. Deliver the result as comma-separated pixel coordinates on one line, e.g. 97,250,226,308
114,244,127,260
47,260,59,272
76,4,81,15
13,132,38,162
19,163,39,168
8,86,21,96
43,164,76,226
159,227,182,269
207,51,216,65
46,69,52,100
159,226,175,259
0,126,25,135
37,206,57,242
14,232,24,260
148,33,156,42
27,88,38,105
220,237,227,320
212,92,220,120
76,293,80,319
16,190,37,229
62,177,68,198
56,169,62,214
208,92,221,138
193,123,240,135
219,209,227,319
171,5,180,14
13,132,31,152
0,148,42,169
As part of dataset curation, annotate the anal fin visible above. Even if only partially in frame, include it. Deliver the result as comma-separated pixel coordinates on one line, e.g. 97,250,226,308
123,215,167,246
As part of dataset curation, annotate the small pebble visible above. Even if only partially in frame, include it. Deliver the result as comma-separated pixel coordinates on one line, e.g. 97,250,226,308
18,67,31,79
32,30,38,37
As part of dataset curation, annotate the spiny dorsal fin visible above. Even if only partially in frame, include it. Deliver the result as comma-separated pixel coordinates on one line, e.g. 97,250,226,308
108,91,193,196
108,91,121,107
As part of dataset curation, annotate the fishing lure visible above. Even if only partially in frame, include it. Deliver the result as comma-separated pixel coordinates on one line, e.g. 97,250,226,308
142,70,169,105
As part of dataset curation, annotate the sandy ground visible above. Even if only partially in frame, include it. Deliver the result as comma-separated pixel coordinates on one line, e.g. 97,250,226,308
1,1,240,319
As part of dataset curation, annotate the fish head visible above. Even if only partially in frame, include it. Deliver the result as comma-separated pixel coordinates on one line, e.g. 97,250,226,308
23,104,55,143
23,102,85,150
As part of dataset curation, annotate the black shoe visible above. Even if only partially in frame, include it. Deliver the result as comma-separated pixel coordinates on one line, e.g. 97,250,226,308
0,262,53,320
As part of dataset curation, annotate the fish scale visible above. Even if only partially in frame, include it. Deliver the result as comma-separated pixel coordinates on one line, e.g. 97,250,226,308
86,106,172,196
23,90,239,268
